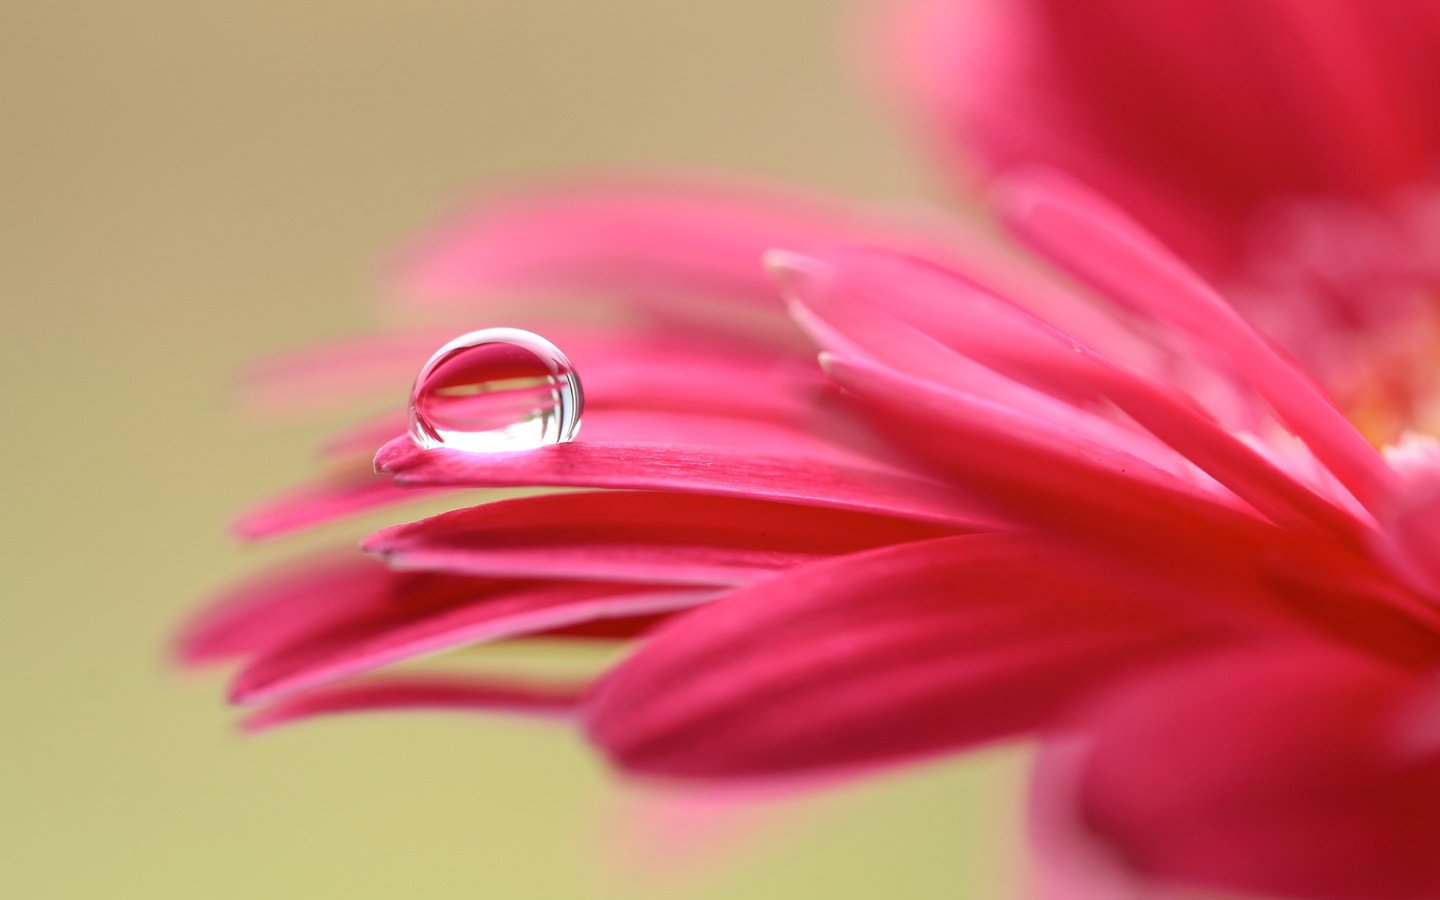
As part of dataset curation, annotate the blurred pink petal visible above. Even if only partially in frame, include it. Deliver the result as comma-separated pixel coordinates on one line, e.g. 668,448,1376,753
1050,644,1440,899
585,534,1212,779
243,329,459,414
242,675,585,732
602,784,823,887
248,326,820,418
395,175,904,306
231,467,458,540
1376,436,1440,599
888,0,1440,259
179,553,398,666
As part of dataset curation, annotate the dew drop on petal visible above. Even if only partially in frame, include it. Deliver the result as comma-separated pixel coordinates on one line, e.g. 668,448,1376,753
408,328,583,452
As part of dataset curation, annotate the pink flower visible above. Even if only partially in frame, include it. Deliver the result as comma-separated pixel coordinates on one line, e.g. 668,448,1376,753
184,168,1440,898
886,0,1440,434
182,4,1440,895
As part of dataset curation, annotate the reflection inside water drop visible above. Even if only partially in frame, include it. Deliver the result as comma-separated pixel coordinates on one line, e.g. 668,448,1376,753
408,328,583,453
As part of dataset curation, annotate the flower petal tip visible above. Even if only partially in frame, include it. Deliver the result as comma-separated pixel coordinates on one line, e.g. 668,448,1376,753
237,708,289,735
372,436,419,474
763,248,829,281
991,167,1099,229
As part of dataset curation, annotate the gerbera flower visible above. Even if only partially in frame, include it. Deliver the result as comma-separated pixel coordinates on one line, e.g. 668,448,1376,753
886,0,1440,436
185,169,1440,898
181,4,1440,897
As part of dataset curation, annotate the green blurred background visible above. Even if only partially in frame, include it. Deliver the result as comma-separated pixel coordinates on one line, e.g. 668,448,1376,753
2,1,1025,896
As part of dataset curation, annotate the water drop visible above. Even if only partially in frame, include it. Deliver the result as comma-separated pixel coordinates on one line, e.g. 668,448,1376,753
408,328,583,452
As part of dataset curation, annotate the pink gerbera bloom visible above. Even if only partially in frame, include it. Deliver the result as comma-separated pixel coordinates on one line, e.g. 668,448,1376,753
887,0,1440,435
185,172,1440,898
181,6,1440,899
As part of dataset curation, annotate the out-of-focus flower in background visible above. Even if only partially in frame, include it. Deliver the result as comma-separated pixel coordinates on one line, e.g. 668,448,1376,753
180,3,1440,899
887,0,1440,437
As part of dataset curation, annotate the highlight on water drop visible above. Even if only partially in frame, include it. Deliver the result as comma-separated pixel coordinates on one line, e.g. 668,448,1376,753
407,328,583,453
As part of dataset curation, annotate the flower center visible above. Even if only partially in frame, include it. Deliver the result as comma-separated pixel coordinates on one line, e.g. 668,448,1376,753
1233,183,1440,444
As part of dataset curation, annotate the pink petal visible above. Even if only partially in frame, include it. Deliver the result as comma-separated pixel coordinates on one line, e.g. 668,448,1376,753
323,346,831,459
1251,0,1437,197
178,553,396,666
554,409,885,463
602,784,821,886
563,344,825,423
364,491,960,586
242,675,586,732
997,170,1398,511
885,1,1440,264
879,0,1235,265
242,328,458,414
584,534,1211,779
393,175,893,306
231,467,459,540
246,326,816,417
230,579,714,705
375,437,989,528
1047,643,1440,899
1374,440,1440,601
329,400,839,464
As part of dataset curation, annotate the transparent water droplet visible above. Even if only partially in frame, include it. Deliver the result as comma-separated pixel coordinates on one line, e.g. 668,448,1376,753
408,328,583,452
